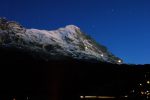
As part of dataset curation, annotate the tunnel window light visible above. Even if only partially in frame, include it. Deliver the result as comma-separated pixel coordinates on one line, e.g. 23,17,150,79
101,54,104,57
85,46,88,49
147,81,150,84
118,60,122,63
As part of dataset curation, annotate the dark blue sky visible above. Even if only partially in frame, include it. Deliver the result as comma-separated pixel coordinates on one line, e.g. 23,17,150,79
1,0,150,64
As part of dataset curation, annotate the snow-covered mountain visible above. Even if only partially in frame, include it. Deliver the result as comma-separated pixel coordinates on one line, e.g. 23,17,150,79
0,18,123,64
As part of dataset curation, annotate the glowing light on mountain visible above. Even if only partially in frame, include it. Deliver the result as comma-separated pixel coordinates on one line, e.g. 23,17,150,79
85,46,88,49
118,60,122,63
101,54,104,57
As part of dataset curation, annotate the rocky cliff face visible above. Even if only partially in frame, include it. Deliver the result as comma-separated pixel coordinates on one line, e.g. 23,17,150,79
0,18,122,64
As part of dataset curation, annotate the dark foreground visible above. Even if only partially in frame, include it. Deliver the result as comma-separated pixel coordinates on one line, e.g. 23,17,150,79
0,47,150,100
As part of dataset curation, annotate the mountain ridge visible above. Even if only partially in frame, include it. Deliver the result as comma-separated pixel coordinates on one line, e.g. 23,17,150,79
0,18,122,64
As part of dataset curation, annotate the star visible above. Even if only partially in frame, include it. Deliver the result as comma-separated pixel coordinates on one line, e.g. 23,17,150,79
111,9,115,13
92,25,95,28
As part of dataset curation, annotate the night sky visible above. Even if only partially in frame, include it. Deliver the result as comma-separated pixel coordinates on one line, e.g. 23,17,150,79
0,0,150,64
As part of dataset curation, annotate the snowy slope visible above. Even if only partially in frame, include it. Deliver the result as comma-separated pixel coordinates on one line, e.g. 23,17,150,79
0,18,123,64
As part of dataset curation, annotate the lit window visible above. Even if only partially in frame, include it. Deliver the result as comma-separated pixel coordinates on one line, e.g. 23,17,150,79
132,90,135,93
139,83,142,86
80,96,84,99
141,91,144,95
147,90,149,93
81,96,115,99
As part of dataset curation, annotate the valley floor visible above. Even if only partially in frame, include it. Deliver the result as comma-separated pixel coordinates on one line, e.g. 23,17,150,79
0,48,150,100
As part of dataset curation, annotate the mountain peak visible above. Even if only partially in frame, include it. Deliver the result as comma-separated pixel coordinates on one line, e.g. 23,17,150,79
65,25,80,30
0,18,123,64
